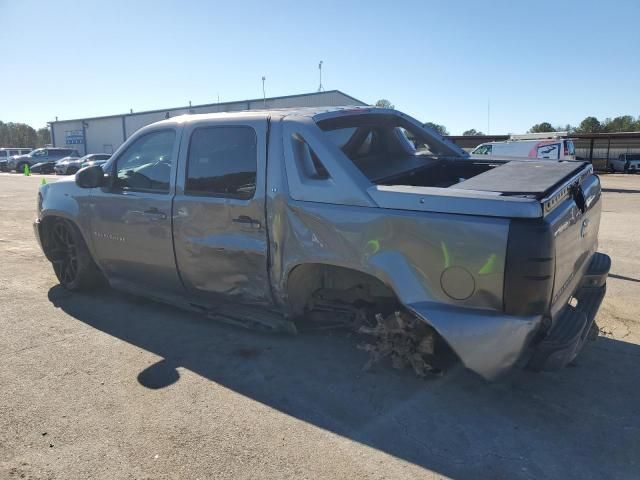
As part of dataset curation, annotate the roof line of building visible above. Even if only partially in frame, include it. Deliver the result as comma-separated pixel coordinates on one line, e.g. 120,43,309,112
48,89,368,125
446,132,640,140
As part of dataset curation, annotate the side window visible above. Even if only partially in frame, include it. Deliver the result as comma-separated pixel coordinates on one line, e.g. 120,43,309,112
185,126,257,199
114,130,175,192
291,134,330,180
473,145,491,155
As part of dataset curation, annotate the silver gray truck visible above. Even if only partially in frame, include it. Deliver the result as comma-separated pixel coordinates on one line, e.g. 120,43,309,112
34,107,610,380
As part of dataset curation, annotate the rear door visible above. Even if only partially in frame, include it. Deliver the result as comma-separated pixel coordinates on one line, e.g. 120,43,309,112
172,118,271,306
89,127,184,293
562,139,576,160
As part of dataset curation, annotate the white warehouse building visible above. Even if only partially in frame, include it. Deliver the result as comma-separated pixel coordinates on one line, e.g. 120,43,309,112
49,90,366,156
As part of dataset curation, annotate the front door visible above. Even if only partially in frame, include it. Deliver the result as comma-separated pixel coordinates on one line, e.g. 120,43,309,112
89,128,183,293
172,120,271,306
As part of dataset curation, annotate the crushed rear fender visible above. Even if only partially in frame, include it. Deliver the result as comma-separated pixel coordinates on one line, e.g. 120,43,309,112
407,302,543,380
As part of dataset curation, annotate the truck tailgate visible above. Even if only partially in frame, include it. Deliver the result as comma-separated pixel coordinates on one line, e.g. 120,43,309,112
546,173,602,317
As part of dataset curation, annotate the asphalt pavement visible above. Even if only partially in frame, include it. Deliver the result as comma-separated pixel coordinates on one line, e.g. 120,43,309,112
1,171,638,479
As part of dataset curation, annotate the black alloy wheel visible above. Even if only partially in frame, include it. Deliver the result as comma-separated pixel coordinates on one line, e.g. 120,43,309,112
50,221,79,286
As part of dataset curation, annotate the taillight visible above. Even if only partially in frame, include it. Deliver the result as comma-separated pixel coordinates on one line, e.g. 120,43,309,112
504,219,554,316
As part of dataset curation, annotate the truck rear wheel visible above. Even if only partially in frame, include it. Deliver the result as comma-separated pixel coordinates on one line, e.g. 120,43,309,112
47,219,103,291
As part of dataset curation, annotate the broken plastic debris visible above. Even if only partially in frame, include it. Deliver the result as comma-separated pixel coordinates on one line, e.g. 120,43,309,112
358,311,441,377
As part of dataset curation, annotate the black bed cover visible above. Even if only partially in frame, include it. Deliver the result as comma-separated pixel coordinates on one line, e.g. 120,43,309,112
454,160,586,197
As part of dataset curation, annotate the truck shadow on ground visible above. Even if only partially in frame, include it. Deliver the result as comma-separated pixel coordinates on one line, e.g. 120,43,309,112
48,285,640,480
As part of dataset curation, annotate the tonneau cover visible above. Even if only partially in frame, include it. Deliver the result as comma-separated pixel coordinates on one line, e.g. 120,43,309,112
454,161,586,196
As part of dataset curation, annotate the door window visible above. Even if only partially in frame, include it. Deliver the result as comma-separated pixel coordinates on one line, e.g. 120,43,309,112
114,130,175,192
185,126,257,199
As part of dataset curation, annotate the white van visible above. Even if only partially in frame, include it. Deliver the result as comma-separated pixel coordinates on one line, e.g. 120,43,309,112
471,132,576,161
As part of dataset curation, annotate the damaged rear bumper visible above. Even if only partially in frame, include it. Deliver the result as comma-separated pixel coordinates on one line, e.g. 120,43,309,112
527,252,610,371
408,252,610,380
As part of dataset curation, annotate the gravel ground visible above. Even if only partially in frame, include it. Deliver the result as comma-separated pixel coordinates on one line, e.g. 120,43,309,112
1,172,638,480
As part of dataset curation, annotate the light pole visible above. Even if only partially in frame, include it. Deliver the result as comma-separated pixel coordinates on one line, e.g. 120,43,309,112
262,76,266,108
318,61,324,92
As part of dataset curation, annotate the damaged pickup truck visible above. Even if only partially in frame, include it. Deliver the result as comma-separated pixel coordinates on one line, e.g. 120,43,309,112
34,106,610,380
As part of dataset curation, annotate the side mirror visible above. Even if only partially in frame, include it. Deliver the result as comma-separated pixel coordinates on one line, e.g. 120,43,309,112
75,165,105,188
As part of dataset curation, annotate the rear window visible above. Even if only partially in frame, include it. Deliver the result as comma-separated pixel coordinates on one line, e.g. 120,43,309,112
626,154,640,160
185,126,257,199
315,113,454,181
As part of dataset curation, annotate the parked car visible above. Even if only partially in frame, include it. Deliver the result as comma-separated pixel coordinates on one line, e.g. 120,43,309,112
8,148,80,173
471,133,576,161
0,147,32,171
55,153,112,175
81,155,111,169
30,162,56,174
607,153,640,173
33,107,609,380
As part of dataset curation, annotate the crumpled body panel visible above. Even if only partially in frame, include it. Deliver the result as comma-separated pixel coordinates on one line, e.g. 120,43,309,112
267,196,539,378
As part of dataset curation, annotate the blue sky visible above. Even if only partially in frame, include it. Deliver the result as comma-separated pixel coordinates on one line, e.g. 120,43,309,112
1,0,638,134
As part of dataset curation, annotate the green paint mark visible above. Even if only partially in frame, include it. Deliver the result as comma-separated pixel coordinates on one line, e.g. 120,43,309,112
479,253,498,275
441,241,451,269
365,239,381,255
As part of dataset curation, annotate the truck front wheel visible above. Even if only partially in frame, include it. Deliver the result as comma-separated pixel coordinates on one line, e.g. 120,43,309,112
46,219,103,291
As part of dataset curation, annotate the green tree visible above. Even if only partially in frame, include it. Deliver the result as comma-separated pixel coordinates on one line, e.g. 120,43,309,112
528,122,556,133
36,127,51,147
374,99,394,109
0,121,37,147
424,122,449,136
462,128,484,136
602,115,637,132
576,116,602,133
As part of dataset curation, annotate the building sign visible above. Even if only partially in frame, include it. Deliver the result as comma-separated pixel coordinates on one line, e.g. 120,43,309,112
65,130,84,145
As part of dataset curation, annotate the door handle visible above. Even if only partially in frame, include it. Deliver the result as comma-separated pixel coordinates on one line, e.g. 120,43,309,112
232,215,261,229
143,208,167,221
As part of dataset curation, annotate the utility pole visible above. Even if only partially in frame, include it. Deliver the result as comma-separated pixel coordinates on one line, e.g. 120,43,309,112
317,61,324,92
487,98,491,135
262,76,266,107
